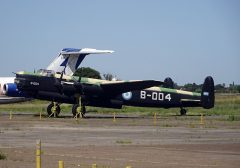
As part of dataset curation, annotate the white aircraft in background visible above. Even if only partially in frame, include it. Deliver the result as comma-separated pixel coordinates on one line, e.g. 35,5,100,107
0,77,28,104
0,48,114,104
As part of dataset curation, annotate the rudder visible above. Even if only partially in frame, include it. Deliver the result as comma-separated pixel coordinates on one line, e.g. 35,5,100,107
201,76,215,109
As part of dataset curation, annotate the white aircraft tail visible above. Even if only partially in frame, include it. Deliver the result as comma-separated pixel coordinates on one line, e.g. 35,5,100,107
47,48,114,76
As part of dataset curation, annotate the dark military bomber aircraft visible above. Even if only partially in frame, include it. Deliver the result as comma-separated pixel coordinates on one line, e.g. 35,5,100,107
13,70,214,117
4,48,214,117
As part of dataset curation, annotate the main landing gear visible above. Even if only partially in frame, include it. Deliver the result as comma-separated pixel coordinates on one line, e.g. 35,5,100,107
180,107,187,116
46,99,87,118
72,96,86,118
72,104,86,118
47,102,61,117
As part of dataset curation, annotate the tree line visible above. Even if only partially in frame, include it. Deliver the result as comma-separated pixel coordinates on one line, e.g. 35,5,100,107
176,83,240,93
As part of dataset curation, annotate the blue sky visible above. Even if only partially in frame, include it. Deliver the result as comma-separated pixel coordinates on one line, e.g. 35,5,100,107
0,0,239,85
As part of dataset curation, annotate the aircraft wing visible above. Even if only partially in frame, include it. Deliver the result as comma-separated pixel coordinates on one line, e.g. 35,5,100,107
0,95,31,104
100,80,164,96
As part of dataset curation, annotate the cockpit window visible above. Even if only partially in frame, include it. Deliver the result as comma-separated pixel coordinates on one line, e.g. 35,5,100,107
37,69,55,77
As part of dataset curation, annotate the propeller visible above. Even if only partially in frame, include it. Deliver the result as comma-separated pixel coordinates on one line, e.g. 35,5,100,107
54,68,65,93
54,68,84,96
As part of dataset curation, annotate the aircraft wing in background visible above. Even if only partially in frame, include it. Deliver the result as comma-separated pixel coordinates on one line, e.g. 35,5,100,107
0,95,31,104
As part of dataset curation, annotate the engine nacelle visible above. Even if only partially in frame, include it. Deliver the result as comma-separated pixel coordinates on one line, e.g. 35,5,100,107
3,83,25,97
36,91,77,104
163,77,174,89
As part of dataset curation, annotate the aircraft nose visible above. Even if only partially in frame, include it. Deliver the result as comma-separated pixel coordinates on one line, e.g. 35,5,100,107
14,77,31,90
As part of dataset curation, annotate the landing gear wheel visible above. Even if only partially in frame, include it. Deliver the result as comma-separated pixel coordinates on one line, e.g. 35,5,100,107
72,104,86,118
47,102,60,117
180,108,187,116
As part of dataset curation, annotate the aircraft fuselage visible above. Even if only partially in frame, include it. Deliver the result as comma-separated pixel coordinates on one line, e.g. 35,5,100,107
14,72,204,111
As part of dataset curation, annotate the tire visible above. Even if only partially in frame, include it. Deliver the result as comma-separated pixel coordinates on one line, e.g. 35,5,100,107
72,104,85,118
47,103,60,117
180,108,187,116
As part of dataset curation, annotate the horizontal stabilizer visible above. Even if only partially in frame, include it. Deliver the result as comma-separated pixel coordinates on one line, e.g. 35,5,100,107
181,99,201,107
60,48,114,55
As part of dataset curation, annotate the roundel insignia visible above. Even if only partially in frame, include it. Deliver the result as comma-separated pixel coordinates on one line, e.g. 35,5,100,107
122,92,132,100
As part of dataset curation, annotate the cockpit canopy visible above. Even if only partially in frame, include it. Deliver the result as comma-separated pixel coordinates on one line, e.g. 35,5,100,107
37,69,55,77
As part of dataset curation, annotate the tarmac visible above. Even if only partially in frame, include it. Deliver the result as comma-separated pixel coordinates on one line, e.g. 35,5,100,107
0,113,240,168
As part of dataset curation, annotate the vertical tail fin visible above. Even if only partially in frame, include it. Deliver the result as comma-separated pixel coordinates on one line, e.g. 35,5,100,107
201,76,215,109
